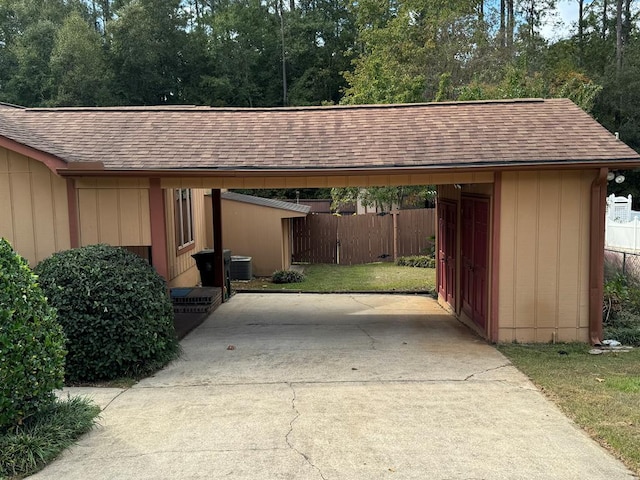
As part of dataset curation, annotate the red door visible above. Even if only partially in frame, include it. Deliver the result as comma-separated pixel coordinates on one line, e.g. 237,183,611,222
437,200,457,305
461,197,489,331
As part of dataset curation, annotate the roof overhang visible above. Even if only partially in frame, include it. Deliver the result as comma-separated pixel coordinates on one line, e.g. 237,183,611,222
49,160,640,190
55,159,640,178
0,135,68,172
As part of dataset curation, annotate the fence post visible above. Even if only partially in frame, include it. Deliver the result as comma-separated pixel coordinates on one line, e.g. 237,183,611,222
623,252,627,275
392,210,399,261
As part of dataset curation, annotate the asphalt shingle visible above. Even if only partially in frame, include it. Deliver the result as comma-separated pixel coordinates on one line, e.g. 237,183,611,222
0,99,637,172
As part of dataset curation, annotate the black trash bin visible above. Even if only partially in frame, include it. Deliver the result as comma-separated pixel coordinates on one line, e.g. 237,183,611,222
192,249,217,287
192,249,233,294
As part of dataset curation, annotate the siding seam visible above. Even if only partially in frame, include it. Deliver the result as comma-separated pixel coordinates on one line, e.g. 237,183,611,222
28,160,38,262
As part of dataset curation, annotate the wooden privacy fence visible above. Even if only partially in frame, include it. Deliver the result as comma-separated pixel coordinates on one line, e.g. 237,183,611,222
292,208,436,265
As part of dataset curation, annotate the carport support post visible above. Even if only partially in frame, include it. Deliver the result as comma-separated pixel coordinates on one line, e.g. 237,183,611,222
211,189,225,298
149,178,169,282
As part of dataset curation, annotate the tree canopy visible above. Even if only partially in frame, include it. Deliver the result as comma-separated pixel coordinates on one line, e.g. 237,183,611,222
0,0,638,156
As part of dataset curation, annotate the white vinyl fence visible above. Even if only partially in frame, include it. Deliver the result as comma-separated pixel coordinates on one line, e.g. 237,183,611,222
606,194,640,252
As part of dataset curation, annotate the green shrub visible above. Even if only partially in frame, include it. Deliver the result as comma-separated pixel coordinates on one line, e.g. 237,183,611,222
395,255,436,268
272,270,305,284
603,274,640,346
0,238,66,431
35,245,179,382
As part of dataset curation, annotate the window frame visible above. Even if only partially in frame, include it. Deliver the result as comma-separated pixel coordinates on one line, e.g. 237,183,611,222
175,188,195,253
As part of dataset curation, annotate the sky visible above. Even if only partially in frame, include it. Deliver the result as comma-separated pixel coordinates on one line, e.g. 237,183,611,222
540,0,580,41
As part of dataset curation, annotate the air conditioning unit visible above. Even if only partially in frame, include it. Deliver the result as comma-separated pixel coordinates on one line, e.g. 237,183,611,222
230,256,252,280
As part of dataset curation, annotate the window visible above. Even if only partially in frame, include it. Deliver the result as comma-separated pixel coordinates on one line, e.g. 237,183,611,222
175,189,194,250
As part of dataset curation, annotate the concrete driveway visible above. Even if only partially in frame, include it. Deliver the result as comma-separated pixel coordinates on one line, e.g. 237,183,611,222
34,293,634,480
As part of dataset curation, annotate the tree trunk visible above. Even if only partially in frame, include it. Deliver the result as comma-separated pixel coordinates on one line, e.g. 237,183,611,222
509,0,515,48
623,0,631,46
615,0,623,130
279,0,288,106
578,0,584,65
616,0,623,75
602,0,608,39
499,0,506,47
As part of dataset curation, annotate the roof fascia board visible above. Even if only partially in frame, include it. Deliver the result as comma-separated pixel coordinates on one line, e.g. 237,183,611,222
56,159,640,178
0,135,68,173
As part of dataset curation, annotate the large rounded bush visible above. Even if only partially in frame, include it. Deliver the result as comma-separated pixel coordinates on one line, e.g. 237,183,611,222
35,244,179,382
0,239,66,430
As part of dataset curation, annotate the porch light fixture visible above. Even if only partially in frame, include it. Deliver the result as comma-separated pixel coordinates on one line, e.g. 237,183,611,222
607,171,625,184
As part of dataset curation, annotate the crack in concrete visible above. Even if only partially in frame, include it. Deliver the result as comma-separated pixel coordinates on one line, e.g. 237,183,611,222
101,389,127,412
348,295,377,309
357,325,377,350
285,383,328,480
464,363,511,381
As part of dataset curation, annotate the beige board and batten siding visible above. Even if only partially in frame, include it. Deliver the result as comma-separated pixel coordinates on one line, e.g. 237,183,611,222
498,170,592,343
165,188,209,287
221,198,307,276
75,178,151,247
0,147,70,265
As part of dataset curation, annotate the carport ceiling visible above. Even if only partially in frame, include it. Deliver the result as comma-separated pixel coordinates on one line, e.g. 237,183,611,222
0,98,638,189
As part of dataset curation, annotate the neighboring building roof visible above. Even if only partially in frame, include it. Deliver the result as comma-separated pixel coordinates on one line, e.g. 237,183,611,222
222,191,311,214
0,102,24,109
0,99,638,173
282,199,357,214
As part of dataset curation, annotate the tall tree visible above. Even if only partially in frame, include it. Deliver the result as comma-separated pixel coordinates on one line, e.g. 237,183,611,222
109,0,188,104
343,0,482,104
195,0,282,106
49,11,113,105
0,0,86,106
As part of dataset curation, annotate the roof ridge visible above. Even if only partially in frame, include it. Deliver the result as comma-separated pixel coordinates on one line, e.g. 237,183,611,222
20,98,549,114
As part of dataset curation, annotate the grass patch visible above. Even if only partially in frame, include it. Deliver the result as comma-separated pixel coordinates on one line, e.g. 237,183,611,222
233,263,436,292
0,396,100,479
498,343,640,475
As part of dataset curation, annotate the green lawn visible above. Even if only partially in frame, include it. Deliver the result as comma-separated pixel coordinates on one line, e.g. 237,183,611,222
498,343,640,476
232,262,436,292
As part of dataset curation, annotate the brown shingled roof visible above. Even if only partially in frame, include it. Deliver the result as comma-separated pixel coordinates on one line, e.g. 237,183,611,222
0,98,637,172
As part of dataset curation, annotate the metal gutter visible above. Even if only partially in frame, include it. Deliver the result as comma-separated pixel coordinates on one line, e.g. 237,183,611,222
55,160,640,178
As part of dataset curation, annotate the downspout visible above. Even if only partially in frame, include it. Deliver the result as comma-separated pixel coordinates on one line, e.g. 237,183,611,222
589,168,607,345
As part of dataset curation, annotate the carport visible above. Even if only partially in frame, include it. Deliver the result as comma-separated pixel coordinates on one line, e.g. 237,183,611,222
1,98,640,344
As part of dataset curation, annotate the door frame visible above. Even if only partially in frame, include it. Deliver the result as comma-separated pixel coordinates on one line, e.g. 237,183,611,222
437,199,457,306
